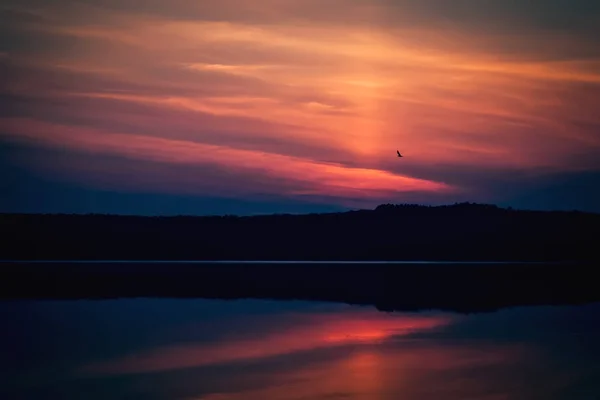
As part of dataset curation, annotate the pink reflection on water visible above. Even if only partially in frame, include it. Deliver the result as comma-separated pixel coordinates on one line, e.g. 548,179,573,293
194,342,527,400
81,308,453,375
79,306,532,399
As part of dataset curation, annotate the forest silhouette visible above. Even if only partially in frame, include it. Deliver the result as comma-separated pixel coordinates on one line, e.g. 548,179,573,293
2,202,598,261
2,203,599,312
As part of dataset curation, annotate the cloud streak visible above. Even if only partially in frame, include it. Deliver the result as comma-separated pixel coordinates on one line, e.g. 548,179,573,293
1,117,451,200
1,0,599,211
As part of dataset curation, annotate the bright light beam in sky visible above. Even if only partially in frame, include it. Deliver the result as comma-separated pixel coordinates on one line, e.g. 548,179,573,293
1,0,600,213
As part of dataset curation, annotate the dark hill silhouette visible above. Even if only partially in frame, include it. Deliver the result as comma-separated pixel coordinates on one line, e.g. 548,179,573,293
1,202,599,261
1,203,600,312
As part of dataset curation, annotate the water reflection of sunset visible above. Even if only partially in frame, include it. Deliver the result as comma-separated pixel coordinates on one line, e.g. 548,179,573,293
6,299,598,400
81,309,453,376
193,343,526,400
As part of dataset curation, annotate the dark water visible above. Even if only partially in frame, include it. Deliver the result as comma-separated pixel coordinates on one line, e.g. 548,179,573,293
2,260,550,263
1,299,600,400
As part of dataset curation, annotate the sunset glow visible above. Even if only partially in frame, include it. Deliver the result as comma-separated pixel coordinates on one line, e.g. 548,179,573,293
2,0,599,213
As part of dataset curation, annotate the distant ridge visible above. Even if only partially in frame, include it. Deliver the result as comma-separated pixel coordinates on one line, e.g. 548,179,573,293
1,203,599,261
1,202,598,218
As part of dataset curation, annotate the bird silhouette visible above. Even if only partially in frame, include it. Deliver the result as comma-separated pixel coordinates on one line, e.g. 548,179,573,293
397,150,403,158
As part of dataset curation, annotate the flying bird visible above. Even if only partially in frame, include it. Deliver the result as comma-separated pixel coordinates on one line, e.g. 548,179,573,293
397,150,403,158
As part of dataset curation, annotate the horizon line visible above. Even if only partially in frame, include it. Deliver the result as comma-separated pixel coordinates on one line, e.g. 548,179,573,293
0,202,595,218
0,260,571,265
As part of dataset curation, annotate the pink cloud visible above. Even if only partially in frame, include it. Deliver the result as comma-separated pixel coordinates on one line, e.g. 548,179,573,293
2,0,600,206
1,117,453,198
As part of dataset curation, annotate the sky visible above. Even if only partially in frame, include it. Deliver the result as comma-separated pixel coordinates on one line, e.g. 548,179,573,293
1,0,600,215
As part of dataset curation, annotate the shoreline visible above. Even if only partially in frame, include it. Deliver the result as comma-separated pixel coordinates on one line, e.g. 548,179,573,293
2,261,597,313
0,260,567,264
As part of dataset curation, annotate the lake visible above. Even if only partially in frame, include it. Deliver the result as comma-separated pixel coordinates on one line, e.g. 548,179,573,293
3,261,597,313
1,298,599,400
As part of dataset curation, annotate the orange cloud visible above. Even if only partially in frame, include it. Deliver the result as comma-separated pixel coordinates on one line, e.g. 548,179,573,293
0,117,452,198
2,0,600,205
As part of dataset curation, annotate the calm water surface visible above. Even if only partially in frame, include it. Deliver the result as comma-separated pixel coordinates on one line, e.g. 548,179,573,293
1,299,599,400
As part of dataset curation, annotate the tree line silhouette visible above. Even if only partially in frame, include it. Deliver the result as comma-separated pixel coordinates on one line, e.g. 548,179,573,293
1,202,598,261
